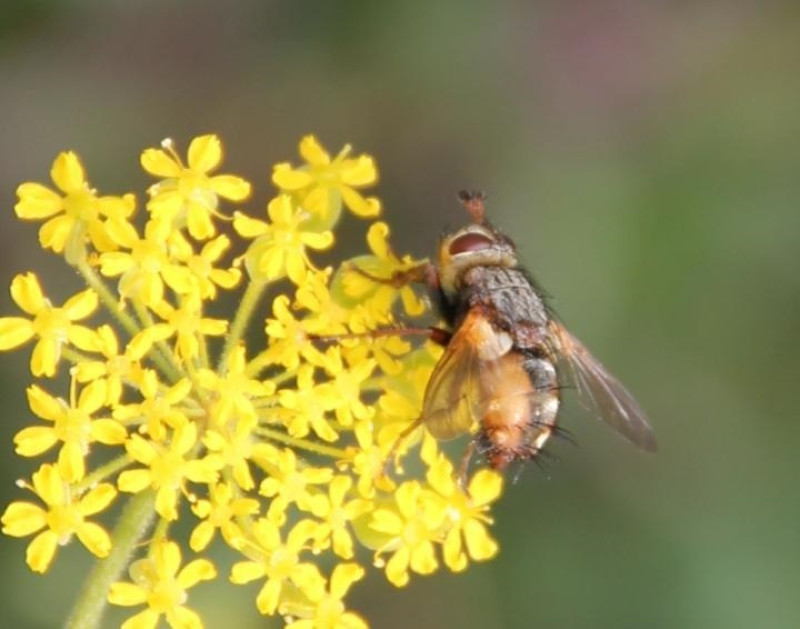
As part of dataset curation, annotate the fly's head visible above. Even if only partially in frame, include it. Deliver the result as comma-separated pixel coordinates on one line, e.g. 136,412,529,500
436,191,518,300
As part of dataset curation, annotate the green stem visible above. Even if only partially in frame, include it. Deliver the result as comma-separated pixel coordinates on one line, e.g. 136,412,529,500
76,261,141,338
132,301,182,384
75,454,131,492
218,278,267,373
65,490,157,629
255,426,348,459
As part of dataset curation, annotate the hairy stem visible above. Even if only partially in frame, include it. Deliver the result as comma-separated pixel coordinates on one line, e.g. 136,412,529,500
65,490,157,629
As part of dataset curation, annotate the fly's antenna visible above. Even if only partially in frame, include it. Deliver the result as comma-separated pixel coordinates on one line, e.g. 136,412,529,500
457,190,487,224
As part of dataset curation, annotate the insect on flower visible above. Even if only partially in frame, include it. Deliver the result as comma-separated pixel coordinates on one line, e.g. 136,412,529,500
353,191,657,475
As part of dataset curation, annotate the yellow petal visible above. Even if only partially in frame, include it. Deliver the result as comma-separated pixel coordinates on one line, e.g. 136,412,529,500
27,530,59,573
140,148,182,178
1,502,46,536
339,155,378,186
121,609,159,629
272,164,313,190
303,186,333,217
14,426,58,457
0,317,34,350
99,252,135,277
188,134,222,173
155,487,178,521
255,578,282,615
76,521,112,558
79,483,117,516
104,217,140,248
63,289,98,320
189,521,214,552
468,469,503,505
10,273,45,315
385,547,410,587
177,558,217,588
463,519,498,561
299,135,331,166
90,419,127,445
340,187,380,217
166,607,203,629
108,582,148,606
51,151,86,194
26,385,61,420
15,183,62,219
69,326,102,352
39,215,73,253
117,469,152,493
31,338,60,377
230,560,266,584
186,202,215,240
209,174,251,201
155,540,182,577
409,541,438,575
366,221,390,258
58,441,86,483
329,563,365,599
302,230,334,250
232,213,268,238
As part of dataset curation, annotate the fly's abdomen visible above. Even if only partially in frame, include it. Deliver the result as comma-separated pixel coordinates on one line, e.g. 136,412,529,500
479,351,561,470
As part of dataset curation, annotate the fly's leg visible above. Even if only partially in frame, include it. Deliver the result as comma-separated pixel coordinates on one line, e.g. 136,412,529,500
458,441,478,492
308,325,449,346
347,259,438,291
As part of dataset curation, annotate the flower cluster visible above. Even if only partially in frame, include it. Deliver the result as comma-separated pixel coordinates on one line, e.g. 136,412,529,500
0,134,503,628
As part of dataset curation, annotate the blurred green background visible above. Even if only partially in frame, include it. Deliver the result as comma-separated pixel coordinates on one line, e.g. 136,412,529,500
1,1,799,627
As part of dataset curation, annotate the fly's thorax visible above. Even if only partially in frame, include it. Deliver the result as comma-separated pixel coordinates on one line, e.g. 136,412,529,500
437,223,518,304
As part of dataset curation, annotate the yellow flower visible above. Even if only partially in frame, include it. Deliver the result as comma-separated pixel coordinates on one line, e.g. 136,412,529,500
333,221,427,316
112,370,191,442
348,420,397,499
99,219,194,307
262,295,329,370
0,273,100,377
1,463,116,573
118,423,222,521
273,135,381,229
0,134,513,627
426,456,501,572
368,481,446,587
73,324,144,406
141,134,251,240
202,420,269,492
277,364,339,443
140,294,228,362
108,540,216,629
15,378,126,483
284,563,367,629
14,151,135,262
259,448,332,525
230,519,325,616
189,482,259,552
170,234,242,299
318,348,375,428
309,476,372,559
234,194,333,284
195,345,274,430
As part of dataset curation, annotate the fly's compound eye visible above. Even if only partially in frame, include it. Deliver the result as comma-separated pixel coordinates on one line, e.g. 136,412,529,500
449,232,494,255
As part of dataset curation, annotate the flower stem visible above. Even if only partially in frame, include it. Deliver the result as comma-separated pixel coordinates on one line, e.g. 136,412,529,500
218,277,267,373
65,490,157,629
255,426,349,459
76,261,141,338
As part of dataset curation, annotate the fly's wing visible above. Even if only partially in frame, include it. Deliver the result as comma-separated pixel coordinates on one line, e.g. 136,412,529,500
550,321,657,452
421,325,487,440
